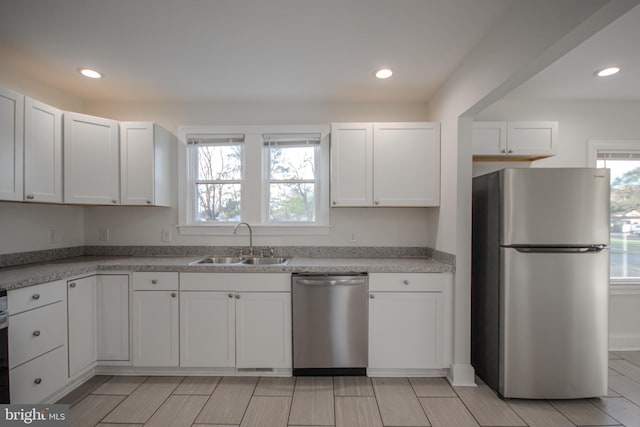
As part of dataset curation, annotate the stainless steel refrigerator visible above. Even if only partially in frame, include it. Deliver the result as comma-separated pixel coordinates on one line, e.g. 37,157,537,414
471,168,610,399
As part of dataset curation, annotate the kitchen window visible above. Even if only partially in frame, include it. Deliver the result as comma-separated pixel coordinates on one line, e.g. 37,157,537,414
589,140,640,284
179,125,330,235
263,133,321,223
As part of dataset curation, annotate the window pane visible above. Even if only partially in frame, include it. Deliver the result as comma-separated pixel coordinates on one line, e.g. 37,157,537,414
269,183,315,221
598,158,640,279
269,146,315,180
197,145,242,181
195,183,241,222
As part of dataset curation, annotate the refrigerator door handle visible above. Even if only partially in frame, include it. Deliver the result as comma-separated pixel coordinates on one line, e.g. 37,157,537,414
512,245,607,254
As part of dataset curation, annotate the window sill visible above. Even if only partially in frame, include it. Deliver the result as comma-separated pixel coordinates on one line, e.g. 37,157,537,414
611,282,640,294
177,224,331,236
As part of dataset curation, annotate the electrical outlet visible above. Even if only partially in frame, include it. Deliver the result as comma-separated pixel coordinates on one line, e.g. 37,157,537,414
48,229,58,244
350,232,357,243
161,228,172,242
99,227,110,242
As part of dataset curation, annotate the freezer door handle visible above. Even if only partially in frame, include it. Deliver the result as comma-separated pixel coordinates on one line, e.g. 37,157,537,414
513,245,606,254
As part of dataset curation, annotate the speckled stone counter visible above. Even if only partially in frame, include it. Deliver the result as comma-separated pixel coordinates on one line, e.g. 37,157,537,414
0,255,454,291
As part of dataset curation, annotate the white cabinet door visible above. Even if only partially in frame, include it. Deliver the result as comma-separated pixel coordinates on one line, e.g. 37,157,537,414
472,121,507,156
235,292,292,369
373,122,440,207
330,122,373,206
97,275,130,361
67,276,97,377
507,121,558,157
64,112,119,205
24,97,63,203
180,291,235,367
132,290,179,366
120,122,173,206
369,291,444,370
0,88,24,201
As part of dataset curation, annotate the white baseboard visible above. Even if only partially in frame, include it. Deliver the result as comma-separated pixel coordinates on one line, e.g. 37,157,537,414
609,334,640,351
447,363,477,387
366,368,448,378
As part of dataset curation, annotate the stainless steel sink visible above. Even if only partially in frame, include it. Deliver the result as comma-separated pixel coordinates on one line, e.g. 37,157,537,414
190,256,244,265
190,256,289,266
241,257,289,266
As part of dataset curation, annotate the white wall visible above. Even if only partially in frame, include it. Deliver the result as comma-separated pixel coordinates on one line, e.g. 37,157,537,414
0,203,84,254
82,101,438,248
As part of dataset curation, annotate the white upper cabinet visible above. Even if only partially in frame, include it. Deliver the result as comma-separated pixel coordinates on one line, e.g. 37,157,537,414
330,123,373,206
24,97,63,203
373,123,440,206
0,88,24,201
331,122,440,207
120,122,173,206
472,121,558,160
64,112,120,205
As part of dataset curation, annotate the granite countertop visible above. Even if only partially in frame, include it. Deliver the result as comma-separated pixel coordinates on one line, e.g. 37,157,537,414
0,255,454,291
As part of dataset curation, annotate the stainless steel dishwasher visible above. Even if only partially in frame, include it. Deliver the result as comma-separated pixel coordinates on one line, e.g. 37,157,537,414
292,273,368,375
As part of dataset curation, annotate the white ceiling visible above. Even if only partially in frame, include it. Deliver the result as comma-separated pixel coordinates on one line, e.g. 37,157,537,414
0,0,515,103
504,3,640,102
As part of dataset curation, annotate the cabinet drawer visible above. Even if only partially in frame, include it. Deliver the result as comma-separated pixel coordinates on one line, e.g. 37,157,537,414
9,301,66,369
8,280,66,315
133,272,178,290
369,273,451,292
10,346,67,404
180,273,290,292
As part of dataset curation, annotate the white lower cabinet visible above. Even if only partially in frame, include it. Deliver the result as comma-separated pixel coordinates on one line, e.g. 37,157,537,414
179,273,292,370
180,291,235,367
8,280,68,403
97,275,130,361
368,273,452,372
67,276,97,377
132,272,179,367
235,292,291,369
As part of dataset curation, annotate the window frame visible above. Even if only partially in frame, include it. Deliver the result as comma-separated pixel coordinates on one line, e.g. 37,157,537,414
178,125,330,236
588,139,640,286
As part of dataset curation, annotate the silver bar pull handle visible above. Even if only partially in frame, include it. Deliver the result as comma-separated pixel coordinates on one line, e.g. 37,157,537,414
296,278,366,286
514,245,606,254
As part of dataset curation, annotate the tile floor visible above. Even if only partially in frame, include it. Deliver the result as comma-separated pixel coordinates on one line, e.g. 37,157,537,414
58,351,640,427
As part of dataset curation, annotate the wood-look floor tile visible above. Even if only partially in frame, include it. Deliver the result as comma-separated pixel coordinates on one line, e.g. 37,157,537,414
550,399,619,426
454,385,525,426
144,394,208,427
254,376,296,396
192,425,238,427
618,351,640,366
610,352,623,360
173,376,220,395
289,376,335,426
96,424,143,427
240,396,291,427
410,377,456,397
610,359,640,382
507,400,574,427
419,397,479,427
91,375,147,395
334,376,374,397
607,388,622,397
593,397,640,427
58,375,112,406
194,376,258,424
609,375,640,406
69,394,125,427
371,377,430,426
101,376,183,423
335,396,383,427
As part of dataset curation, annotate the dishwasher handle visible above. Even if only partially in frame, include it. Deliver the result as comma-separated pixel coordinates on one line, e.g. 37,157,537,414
295,278,367,286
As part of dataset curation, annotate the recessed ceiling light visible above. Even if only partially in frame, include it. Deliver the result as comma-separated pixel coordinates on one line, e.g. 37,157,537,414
594,66,620,77
375,68,393,79
79,68,102,79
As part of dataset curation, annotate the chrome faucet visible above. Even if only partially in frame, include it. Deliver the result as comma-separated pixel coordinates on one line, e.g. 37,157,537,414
233,222,254,256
